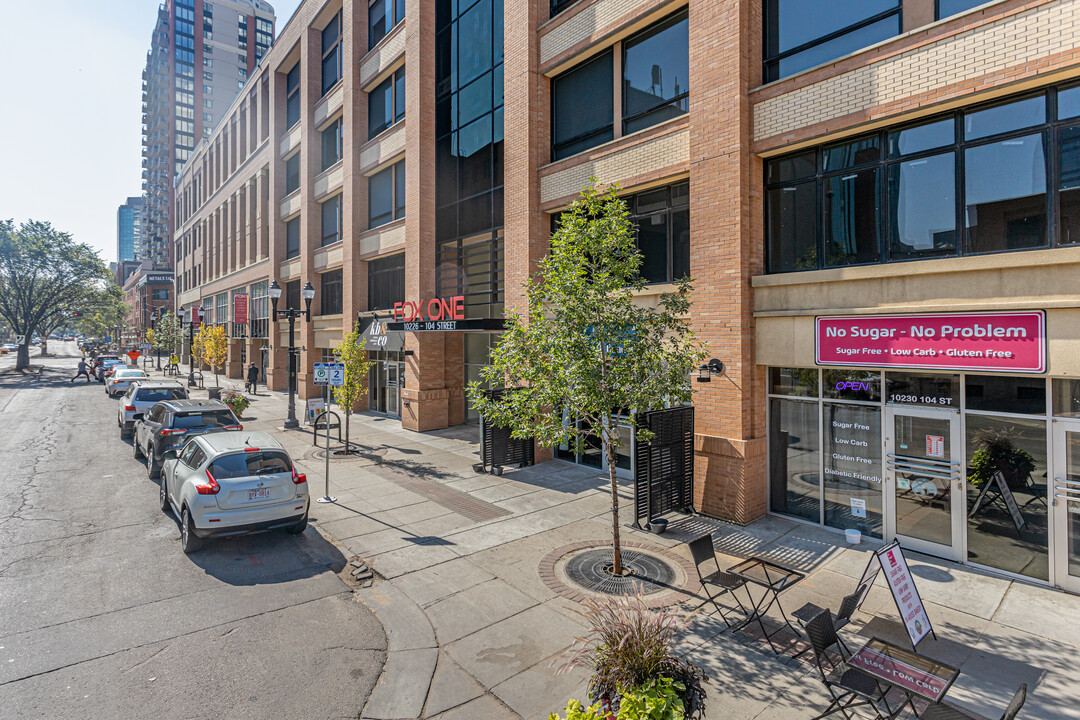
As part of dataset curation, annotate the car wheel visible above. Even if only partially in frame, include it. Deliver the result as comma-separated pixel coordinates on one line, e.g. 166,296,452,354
133,438,144,459
147,455,161,480
181,507,202,554
285,514,308,535
159,478,171,515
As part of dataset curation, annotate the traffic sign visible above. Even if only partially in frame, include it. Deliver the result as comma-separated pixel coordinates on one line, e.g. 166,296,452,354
14,335,25,345
127,350,141,363
313,362,345,386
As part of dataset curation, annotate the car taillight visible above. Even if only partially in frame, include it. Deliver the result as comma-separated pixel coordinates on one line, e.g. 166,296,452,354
196,470,220,495
292,469,306,485
224,424,243,430
244,447,261,452
161,428,187,436
124,405,136,412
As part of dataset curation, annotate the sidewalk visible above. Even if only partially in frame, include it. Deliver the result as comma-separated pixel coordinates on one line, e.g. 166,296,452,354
213,380,1080,719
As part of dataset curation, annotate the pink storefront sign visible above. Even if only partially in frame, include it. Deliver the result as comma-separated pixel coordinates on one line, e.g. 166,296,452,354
816,311,1046,373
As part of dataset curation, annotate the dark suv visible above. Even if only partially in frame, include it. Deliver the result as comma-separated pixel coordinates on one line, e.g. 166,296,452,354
133,399,241,479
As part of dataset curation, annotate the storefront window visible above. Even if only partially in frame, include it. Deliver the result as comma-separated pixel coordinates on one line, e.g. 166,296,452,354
769,367,818,397
768,398,820,523
822,369,881,402
965,414,1049,580
1053,379,1080,417
824,403,882,538
884,372,960,408
964,376,1046,415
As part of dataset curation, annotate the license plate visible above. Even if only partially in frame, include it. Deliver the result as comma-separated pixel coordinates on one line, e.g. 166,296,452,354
248,489,271,501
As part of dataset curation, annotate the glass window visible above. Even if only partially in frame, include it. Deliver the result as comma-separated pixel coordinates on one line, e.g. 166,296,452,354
368,253,405,311
624,182,690,284
885,372,960,407
769,398,820,523
369,0,404,48
210,451,292,479
965,134,1047,253
965,376,1046,415
888,152,957,260
937,0,990,19
622,10,689,134
823,135,879,171
964,96,1046,141
823,403,882,538
369,160,405,228
766,181,817,272
822,369,881,401
320,269,343,315
1060,126,1080,246
320,195,341,247
769,367,819,397
321,118,342,171
368,68,405,139
285,153,300,194
285,217,300,259
823,167,879,266
888,119,955,157
1060,86,1080,120
552,50,613,161
286,63,301,128
965,414,1048,580
1053,379,1080,418
767,151,816,184
321,12,341,95
764,0,900,82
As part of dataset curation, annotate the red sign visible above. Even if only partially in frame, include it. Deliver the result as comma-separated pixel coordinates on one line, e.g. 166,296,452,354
393,296,465,323
234,293,249,324
816,311,1045,373
190,305,202,328
849,647,948,701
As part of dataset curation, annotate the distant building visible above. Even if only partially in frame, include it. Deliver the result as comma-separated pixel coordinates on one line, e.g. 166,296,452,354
140,0,275,269
116,196,144,263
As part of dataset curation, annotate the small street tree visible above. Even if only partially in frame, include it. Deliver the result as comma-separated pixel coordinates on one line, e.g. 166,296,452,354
0,220,113,370
150,313,183,364
193,324,228,388
467,182,706,575
333,327,375,453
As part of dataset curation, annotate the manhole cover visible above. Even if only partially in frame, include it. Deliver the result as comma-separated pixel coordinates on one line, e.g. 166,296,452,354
563,548,677,596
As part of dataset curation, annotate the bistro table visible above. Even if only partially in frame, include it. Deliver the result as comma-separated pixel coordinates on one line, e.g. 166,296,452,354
726,556,806,654
848,637,960,717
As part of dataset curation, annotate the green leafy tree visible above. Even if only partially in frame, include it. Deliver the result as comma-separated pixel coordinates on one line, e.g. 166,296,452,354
0,220,113,369
150,313,183,359
333,326,375,453
467,182,707,574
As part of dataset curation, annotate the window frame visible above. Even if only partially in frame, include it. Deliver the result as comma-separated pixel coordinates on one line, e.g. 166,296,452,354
321,117,343,171
368,160,406,229
320,10,342,96
285,63,301,129
551,49,614,161
320,193,342,247
319,268,343,316
285,217,301,259
369,0,405,49
764,87,1078,274
621,9,690,135
368,252,405,311
368,67,406,140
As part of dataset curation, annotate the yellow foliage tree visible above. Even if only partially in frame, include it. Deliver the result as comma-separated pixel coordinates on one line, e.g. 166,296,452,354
333,327,374,453
193,324,229,388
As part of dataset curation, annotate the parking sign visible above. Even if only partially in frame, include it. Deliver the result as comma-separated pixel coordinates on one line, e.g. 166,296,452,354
313,362,345,386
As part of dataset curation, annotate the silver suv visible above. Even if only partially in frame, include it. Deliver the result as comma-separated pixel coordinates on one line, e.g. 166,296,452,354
117,382,188,439
159,431,308,553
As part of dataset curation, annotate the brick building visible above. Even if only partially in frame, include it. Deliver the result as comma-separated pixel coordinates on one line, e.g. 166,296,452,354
174,0,1080,592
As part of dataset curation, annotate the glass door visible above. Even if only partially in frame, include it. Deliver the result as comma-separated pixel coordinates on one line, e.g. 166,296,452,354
385,361,402,419
884,406,964,561
1053,422,1080,593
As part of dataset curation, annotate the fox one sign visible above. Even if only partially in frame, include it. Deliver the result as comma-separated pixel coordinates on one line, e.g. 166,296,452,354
392,296,465,323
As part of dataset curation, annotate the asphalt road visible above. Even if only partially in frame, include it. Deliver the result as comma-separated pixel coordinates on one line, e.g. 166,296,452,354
0,345,386,719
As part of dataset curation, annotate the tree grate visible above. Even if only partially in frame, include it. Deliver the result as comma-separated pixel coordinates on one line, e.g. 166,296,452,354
563,548,677,596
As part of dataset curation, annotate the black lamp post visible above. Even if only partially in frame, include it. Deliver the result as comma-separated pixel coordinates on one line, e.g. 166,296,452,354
177,305,199,388
268,279,315,429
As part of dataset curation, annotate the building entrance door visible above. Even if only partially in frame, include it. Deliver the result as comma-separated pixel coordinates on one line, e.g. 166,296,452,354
1053,422,1080,593
884,405,964,561
368,351,404,419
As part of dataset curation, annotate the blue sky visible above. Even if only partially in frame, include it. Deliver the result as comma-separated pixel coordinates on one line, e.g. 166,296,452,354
0,0,302,264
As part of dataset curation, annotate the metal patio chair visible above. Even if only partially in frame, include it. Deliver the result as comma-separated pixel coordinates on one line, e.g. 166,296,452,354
793,584,867,653
806,610,890,720
687,534,749,629
921,684,1027,720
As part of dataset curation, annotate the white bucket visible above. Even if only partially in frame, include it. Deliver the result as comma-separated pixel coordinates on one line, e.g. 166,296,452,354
845,529,862,545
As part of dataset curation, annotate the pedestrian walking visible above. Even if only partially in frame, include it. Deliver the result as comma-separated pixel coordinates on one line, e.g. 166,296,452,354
246,362,259,395
71,359,92,382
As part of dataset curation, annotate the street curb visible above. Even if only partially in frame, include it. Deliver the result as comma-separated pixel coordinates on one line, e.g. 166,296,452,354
357,582,438,719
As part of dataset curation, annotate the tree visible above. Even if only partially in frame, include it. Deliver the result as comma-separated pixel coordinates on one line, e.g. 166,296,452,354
150,313,183,361
193,324,228,387
467,182,707,575
0,220,114,369
74,286,129,345
333,327,375,454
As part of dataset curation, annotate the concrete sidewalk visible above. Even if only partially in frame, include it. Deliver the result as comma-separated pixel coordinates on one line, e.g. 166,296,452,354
208,379,1080,719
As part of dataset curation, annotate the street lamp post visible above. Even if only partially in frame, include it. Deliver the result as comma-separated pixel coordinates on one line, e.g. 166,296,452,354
268,279,315,430
176,305,199,388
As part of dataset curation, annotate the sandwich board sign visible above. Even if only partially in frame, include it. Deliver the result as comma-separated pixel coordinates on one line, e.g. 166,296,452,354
876,540,935,649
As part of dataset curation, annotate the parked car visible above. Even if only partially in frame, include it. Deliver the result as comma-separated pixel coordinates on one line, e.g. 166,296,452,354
92,356,121,380
160,431,308,553
101,362,134,383
1,343,17,353
106,368,149,397
133,399,242,479
118,382,189,439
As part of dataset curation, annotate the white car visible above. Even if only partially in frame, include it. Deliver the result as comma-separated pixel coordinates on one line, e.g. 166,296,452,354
106,368,148,397
117,381,188,439
159,431,308,553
